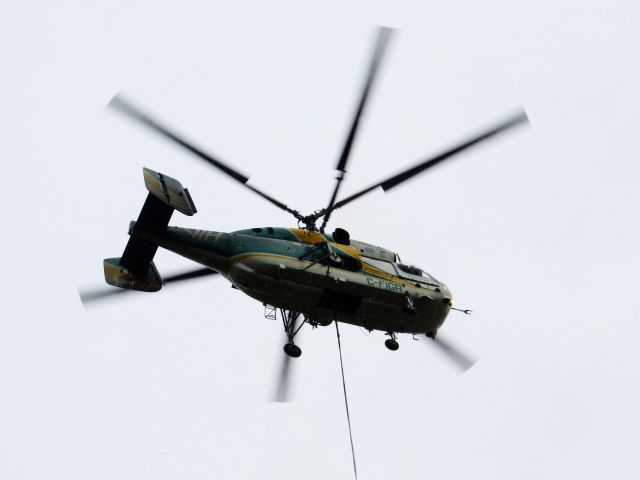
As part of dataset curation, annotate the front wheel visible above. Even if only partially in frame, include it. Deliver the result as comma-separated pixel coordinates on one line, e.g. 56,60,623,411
283,343,302,358
385,339,399,351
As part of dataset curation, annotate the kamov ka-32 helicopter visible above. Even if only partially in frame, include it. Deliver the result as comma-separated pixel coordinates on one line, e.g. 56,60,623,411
81,27,528,399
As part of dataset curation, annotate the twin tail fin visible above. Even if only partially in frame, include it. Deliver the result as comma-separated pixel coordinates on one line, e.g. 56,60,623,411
103,168,196,292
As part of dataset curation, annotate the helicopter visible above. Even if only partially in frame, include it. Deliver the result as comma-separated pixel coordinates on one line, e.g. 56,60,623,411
81,26,528,401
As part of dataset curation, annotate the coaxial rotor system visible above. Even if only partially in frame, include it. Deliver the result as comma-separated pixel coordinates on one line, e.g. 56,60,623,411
108,26,527,232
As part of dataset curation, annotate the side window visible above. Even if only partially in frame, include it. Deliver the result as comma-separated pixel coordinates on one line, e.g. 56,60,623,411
364,258,397,276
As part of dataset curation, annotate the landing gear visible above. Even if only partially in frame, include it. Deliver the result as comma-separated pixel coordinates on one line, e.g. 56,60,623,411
385,332,399,351
426,330,437,339
284,342,302,358
279,309,307,358
402,294,417,315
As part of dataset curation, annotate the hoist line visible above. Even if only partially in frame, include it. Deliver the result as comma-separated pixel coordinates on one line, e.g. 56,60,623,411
335,320,358,480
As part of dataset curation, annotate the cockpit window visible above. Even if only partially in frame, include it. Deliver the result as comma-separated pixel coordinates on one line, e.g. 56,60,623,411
397,263,424,276
395,262,438,286
363,258,397,276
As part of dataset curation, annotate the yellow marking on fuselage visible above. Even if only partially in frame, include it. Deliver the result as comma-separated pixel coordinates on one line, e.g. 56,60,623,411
361,263,412,287
332,243,361,258
289,228,327,245
288,230,364,267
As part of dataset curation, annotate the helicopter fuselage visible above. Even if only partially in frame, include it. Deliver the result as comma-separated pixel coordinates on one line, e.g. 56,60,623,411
127,224,452,334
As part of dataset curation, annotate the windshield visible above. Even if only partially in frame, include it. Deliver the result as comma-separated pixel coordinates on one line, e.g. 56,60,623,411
396,262,438,285
397,263,424,276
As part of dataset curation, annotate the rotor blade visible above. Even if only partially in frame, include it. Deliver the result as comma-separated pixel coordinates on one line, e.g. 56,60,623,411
429,336,476,372
79,267,218,307
108,94,300,217
163,267,218,283
273,353,292,402
78,288,129,304
321,26,393,231
329,110,529,213
272,312,300,402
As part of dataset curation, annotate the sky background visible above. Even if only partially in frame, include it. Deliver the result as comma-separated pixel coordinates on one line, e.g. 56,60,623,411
2,1,640,479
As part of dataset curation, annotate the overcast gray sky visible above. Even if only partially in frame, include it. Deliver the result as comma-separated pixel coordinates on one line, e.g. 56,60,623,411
2,1,640,479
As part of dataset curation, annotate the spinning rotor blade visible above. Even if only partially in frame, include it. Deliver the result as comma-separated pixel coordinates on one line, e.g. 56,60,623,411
329,110,529,213
108,94,300,218
162,267,218,283
429,335,476,372
321,26,394,231
274,354,292,402
272,312,300,402
79,267,218,307
79,287,129,304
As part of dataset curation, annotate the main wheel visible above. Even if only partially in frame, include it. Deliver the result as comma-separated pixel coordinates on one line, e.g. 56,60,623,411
385,338,399,351
283,342,302,358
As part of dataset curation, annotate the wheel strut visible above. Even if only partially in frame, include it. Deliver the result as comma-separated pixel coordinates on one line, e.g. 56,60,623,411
402,293,417,315
280,309,305,357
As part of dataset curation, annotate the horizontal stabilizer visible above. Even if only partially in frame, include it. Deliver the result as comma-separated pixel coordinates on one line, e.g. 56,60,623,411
104,257,163,292
143,167,197,216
